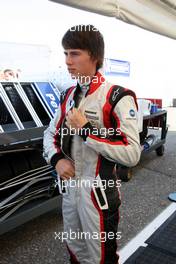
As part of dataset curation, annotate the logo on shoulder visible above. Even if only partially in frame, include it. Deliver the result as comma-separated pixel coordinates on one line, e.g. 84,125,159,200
129,109,135,117
112,88,120,102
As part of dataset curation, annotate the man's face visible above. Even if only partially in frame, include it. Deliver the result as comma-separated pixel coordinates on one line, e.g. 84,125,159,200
64,49,97,82
4,71,15,81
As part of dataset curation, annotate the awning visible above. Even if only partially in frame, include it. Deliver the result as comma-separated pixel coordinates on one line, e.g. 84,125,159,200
49,0,176,39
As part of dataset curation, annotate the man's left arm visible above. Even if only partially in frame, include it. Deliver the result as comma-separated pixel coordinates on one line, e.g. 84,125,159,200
80,95,141,167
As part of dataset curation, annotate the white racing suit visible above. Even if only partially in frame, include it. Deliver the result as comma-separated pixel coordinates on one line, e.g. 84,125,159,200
43,72,141,264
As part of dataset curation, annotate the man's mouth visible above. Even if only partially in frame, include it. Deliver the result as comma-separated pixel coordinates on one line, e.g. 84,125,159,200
68,68,76,73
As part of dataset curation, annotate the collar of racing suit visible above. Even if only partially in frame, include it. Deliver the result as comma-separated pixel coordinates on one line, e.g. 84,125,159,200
76,71,105,97
73,71,105,107
87,71,105,96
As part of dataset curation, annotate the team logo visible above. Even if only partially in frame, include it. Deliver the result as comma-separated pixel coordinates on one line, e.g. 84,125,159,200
112,88,120,101
129,109,135,117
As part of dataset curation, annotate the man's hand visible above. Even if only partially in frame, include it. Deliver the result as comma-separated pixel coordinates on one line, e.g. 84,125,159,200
55,159,75,180
65,108,88,130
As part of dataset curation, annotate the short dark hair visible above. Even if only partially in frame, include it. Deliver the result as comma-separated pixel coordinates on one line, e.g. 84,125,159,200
4,69,13,74
62,25,104,70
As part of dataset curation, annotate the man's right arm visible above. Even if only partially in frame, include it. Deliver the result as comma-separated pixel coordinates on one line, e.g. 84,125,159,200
43,104,65,167
43,94,75,179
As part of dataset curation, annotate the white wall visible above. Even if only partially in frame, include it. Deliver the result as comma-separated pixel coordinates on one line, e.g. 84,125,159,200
0,42,52,81
0,0,175,106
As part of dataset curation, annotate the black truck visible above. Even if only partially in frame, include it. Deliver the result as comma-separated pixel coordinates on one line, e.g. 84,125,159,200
0,81,60,234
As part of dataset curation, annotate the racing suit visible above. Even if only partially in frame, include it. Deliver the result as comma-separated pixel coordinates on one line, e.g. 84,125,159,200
43,71,141,264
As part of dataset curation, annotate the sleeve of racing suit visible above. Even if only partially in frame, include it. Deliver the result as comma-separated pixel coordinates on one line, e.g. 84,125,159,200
43,104,64,167
79,95,141,167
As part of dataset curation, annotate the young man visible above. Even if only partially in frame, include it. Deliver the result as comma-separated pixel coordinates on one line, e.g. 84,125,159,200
43,25,141,264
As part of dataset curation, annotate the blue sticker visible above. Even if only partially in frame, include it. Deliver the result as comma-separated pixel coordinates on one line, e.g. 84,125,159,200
129,109,135,117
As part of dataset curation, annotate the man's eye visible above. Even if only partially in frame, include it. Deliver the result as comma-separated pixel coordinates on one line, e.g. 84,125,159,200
71,52,80,56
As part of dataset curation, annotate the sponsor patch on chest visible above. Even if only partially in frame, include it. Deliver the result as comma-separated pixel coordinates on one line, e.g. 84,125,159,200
84,110,100,126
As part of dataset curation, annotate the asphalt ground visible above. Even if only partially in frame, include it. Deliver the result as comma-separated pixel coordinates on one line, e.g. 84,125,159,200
0,108,176,264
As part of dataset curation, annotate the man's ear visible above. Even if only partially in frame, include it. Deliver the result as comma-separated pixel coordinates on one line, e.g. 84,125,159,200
91,57,98,69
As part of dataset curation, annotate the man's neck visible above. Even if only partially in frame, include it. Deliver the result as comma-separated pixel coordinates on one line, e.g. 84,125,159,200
77,71,97,86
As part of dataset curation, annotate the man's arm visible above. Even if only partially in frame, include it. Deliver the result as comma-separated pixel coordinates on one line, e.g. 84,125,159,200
43,104,65,167
83,95,141,167
43,88,76,180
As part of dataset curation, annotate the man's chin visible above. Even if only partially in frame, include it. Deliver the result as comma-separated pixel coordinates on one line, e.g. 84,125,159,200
70,73,78,80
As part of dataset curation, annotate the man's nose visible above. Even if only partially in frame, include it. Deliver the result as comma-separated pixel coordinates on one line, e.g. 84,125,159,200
66,55,72,65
